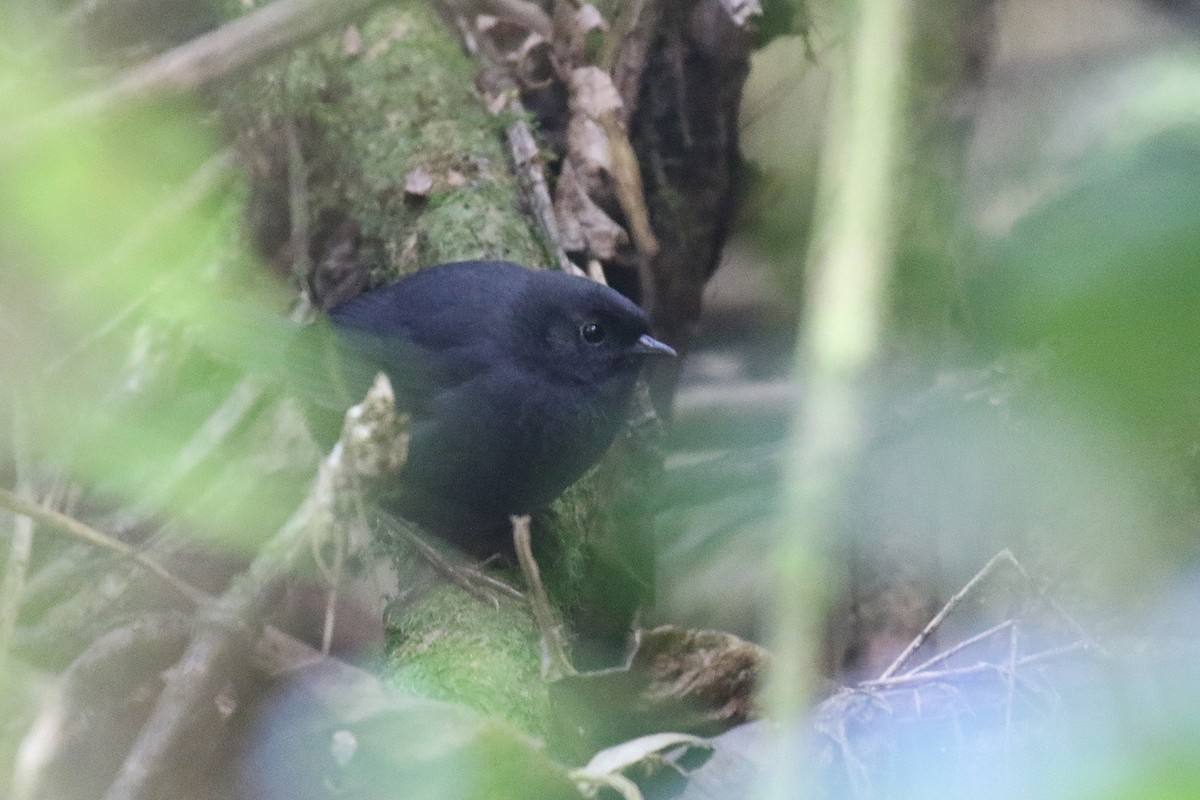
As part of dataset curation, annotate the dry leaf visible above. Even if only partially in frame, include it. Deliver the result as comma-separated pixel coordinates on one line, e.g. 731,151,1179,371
574,4,608,35
555,161,627,258
583,732,712,778
342,25,362,58
570,66,623,118
486,90,511,116
404,166,435,198
632,626,766,725
564,67,659,257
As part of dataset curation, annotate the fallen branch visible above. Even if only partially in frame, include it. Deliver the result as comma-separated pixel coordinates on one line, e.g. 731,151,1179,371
4,0,392,139
507,103,579,275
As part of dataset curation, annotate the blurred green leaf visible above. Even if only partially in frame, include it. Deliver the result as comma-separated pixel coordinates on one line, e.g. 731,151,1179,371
0,54,304,547
972,127,1200,433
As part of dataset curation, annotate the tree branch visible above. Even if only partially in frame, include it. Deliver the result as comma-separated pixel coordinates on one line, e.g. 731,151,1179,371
5,0,393,140
100,376,405,800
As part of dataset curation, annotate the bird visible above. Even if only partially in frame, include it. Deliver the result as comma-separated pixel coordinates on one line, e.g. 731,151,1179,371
305,259,676,554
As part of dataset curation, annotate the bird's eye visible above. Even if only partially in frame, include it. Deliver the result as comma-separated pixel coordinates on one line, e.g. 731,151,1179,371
580,322,607,344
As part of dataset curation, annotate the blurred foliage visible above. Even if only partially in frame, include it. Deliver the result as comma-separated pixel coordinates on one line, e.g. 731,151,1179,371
1101,759,1200,800
701,3,1200,797
737,33,824,297
962,123,1200,577
973,128,1200,433
0,49,307,548
244,686,582,800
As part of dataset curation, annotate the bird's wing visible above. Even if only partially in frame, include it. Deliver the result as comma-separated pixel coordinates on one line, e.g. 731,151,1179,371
325,261,532,403
328,261,529,352
279,317,443,414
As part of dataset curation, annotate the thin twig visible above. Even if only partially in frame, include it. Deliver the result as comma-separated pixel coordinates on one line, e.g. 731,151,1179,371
0,487,208,608
318,472,377,655
1000,550,1109,657
376,513,522,607
312,519,347,654
859,620,1015,688
877,548,1107,687
473,32,577,275
0,487,387,679
512,514,576,680
897,620,1014,681
507,106,578,274
284,120,315,288
0,470,389,720
864,640,1090,690
312,510,349,656
310,502,348,655
1004,621,1018,758
876,548,1015,681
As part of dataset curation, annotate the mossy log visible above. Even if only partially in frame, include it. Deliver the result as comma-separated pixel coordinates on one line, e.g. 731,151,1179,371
224,0,754,739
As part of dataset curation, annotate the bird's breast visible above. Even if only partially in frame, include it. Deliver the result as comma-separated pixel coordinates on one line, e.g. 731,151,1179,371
402,371,625,519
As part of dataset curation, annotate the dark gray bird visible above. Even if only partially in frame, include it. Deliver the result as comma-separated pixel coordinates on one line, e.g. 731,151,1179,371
316,259,675,553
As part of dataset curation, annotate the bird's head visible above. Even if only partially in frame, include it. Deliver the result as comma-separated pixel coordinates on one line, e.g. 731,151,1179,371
511,270,676,387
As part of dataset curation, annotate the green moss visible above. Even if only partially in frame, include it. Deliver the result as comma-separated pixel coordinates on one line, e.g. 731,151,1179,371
540,469,605,615
386,585,551,736
230,2,548,285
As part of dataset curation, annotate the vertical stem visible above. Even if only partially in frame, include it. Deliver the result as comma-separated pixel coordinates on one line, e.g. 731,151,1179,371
285,120,314,293
763,0,912,796
0,406,35,659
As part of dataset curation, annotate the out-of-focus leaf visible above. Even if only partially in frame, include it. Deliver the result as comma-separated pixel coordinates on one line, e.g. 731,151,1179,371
0,54,305,547
971,127,1200,433
580,731,711,778
243,677,585,800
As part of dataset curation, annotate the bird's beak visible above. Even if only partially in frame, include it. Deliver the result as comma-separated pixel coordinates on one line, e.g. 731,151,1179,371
632,333,677,357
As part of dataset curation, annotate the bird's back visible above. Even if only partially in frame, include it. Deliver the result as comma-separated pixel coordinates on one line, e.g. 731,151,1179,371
312,260,657,552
